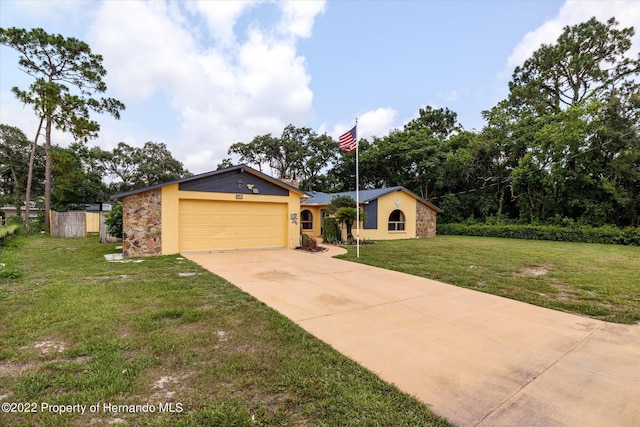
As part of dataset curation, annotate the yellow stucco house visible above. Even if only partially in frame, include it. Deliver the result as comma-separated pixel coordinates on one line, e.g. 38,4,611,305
300,187,442,241
111,165,306,257
112,165,441,257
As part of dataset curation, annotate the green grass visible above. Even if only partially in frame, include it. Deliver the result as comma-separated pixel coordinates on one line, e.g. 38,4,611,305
338,236,640,324
0,234,453,427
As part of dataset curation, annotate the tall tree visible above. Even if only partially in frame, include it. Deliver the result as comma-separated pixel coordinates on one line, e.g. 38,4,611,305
403,106,461,138
228,124,339,188
480,16,640,225
98,141,190,193
434,130,508,222
299,132,338,191
0,27,125,228
336,107,456,198
0,125,30,209
135,141,191,187
271,124,309,179
99,142,139,191
509,17,639,114
228,134,275,174
0,124,44,209
50,143,108,211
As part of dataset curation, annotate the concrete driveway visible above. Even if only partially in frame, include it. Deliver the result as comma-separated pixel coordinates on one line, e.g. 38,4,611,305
185,248,640,427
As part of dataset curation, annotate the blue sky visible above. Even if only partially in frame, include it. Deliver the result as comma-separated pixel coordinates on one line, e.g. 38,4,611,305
1,0,639,174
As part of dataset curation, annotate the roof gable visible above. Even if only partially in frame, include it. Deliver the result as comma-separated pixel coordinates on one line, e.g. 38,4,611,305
110,165,306,199
179,168,289,196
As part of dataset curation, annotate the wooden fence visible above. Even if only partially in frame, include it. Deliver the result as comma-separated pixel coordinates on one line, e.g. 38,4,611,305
99,212,120,243
50,211,121,242
50,211,86,238
86,212,100,233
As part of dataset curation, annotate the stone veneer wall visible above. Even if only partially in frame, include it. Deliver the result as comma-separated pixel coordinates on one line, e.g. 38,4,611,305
122,189,162,257
416,202,437,238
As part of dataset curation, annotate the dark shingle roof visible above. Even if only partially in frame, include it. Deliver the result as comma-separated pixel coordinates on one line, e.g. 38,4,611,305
110,164,306,199
302,187,401,205
302,186,442,213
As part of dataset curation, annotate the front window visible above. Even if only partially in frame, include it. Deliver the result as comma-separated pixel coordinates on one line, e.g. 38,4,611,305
301,209,313,230
388,210,405,231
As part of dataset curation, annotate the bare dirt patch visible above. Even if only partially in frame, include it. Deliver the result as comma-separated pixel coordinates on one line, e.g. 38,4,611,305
150,374,190,400
217,330,228,342
518,264,553,277
33,340,65,354
550,282,575,302
0,361,40,377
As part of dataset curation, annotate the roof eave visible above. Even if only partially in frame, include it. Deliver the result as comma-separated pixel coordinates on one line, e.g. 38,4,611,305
110,164,308,199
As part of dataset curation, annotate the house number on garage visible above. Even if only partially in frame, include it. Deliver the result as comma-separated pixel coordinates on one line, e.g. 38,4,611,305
290,213,298,225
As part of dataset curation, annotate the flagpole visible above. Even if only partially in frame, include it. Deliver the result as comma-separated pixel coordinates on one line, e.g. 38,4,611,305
338,120,360,258
355,118,360,258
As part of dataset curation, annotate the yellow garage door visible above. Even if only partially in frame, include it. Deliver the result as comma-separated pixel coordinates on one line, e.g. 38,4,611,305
179,200,287,252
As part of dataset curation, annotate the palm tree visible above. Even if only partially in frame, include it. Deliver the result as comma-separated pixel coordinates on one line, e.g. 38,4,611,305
334,207,366,243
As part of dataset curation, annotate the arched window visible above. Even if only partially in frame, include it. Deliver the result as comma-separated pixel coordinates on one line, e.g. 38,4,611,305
301,209,313,230
388,210,405,231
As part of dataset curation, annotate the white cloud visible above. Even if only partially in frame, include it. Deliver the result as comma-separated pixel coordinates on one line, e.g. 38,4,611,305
505,0,640,72
278,1,326,38
0,0,94,31
322,108,398,142
84,0,325,173
88,1,197,102
188,0,258,45
359,108,398,139
183,149,216,173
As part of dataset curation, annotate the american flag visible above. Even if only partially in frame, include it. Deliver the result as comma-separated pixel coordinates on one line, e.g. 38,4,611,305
339,125,357,152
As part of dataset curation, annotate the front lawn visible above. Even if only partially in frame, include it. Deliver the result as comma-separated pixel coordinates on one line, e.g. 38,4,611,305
0,234,453,427
337,236,640,324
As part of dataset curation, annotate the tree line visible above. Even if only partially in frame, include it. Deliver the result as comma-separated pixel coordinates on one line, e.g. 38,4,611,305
227,17,640,227
2,17,639,228
0,127,189,212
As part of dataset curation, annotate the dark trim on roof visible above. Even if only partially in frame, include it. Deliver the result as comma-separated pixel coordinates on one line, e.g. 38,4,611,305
302,186,443,213
110,164,307,199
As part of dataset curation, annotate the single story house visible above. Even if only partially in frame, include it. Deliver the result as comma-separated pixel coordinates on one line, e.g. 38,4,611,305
1,202,42,223
111,165,442,257
301,187,442,241
110,165,306,257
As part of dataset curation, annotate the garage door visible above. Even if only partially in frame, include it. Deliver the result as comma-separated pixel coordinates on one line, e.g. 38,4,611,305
179,200,287,252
